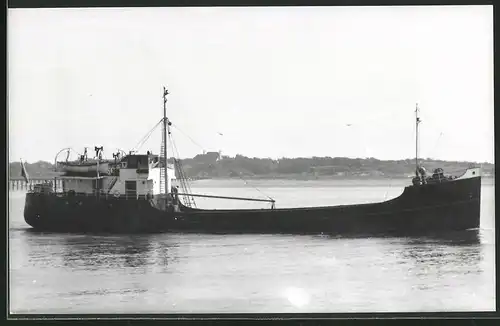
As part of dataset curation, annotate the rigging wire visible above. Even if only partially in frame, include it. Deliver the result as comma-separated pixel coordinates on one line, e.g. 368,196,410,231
168,134,197,207
130,118,164,153
168,124,275,205
427,132,444,161
170,123,206,152
232,172,275,205
176,161,196,207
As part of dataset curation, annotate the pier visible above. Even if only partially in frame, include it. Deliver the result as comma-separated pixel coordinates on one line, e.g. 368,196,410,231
9,178,64,191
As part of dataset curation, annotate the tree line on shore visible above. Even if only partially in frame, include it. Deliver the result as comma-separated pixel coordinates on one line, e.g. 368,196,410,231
9,153,494,180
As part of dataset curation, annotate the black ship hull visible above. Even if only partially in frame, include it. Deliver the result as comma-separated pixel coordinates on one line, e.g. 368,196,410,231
23,176,481,236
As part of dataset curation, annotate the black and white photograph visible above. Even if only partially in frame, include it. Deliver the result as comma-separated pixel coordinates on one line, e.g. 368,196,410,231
8,5,494,315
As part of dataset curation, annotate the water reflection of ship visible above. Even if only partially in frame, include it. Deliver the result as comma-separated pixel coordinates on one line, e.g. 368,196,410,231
313,229,481,245
56,235,179,270
314,230,482,278
403,229,481,246
398,231,483,282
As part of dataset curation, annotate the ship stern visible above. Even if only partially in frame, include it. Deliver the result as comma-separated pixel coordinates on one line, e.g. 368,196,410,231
23,193,46,230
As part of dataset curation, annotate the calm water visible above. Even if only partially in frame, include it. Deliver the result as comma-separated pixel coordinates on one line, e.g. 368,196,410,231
9,179,495,314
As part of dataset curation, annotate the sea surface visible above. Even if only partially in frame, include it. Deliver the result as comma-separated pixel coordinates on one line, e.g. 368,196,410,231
9,178,495,314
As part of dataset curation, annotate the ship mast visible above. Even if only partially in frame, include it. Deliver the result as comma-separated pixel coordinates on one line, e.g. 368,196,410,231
163,87,169,195
415,103,421,175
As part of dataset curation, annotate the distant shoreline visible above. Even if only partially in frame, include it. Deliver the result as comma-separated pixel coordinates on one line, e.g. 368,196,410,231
9,155,494,182
186,175,495,182
9,174,495,182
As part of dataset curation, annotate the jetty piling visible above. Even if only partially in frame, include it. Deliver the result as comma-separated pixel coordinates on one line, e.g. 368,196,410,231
9,178,64,192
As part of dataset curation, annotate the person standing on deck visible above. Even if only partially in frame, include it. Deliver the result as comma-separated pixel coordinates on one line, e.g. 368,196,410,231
418,166,427,184
171,186,180,212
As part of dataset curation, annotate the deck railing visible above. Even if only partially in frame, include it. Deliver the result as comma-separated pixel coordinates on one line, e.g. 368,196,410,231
26,184,157,200
9,177,160,200
37,191,156,200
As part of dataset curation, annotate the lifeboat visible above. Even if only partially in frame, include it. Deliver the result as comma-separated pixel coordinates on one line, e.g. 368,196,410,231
56,159,114,174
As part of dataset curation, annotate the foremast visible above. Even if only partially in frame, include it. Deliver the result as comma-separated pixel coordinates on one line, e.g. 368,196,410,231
415,103,421,176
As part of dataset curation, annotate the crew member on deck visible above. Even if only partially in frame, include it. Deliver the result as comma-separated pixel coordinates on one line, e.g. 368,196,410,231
166,193,174,213
172,186,180,212
417,166,427,184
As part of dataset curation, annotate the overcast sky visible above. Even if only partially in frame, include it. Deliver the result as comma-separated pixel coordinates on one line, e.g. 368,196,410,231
8,6,493,163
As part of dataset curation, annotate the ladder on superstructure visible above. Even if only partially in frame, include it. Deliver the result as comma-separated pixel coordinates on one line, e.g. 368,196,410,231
107,176,119,194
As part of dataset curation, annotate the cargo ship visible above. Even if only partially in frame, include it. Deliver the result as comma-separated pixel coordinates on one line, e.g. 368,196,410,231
23,87,481,236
